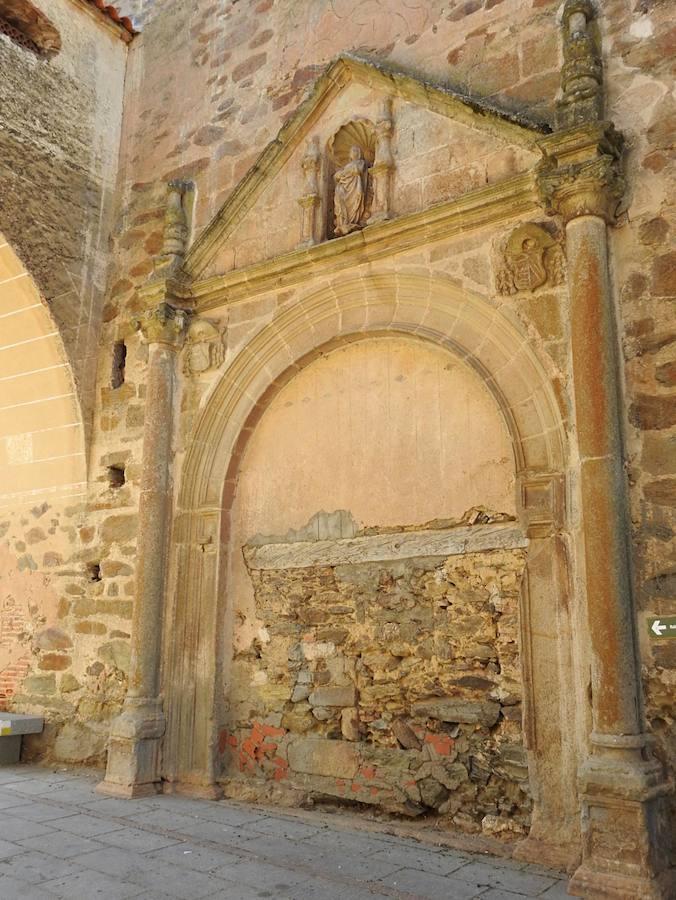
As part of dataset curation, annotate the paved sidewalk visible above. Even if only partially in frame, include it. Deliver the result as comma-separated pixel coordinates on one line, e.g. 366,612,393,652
0,765,569,899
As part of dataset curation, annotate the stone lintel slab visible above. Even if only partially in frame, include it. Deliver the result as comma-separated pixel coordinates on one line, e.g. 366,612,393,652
243,522,527,571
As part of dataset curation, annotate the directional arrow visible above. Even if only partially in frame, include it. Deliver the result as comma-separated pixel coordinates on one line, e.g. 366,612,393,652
648,616,676,639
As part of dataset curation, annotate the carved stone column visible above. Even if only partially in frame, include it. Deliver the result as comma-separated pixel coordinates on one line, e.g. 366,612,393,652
298,137,321,247
99,301,187,798
538,124,674,898
155,180,192,273
367,99,394,225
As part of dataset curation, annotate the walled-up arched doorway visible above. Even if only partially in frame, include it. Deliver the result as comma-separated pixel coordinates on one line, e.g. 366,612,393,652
165,273,579,861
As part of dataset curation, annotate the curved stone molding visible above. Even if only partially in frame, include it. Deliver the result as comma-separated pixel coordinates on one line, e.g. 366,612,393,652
179,274,565,512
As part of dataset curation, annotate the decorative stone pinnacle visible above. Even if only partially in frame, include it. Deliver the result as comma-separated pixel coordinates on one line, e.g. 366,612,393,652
300,136,321,198
557,0,603,129
298,137,322,247
133,302,188,347
155,180,193,274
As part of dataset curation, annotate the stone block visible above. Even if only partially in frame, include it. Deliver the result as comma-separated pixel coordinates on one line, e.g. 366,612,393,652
411,699,500,726
287,738,359,779
392,718,422,750
35,627,72,650
38,653,72,671
341,708,360,741
54,723,106,764
291,684,310,703
100,515,139,544
308,685,356,707
22,674,56,695
98,640,131,674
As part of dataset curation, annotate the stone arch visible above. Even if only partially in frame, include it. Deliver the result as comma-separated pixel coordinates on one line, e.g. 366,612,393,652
165,272,578,856
180,273,565,513
0,232,86,510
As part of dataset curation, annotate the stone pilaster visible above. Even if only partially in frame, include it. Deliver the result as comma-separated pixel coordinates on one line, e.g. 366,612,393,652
538,124,674,899
367,99,394,225
298,137,321,247
99,301,187,798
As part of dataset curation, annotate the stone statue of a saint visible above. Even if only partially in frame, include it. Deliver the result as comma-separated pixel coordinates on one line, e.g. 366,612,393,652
333,145,368,236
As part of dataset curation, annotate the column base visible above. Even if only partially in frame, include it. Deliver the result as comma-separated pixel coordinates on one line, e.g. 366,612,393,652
98,697,165,798
162,779,223,801
568,750,674,899
513,834,577,873
569,863,675,900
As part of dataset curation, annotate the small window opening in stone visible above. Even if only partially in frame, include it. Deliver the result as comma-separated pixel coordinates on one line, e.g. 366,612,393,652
0,1,61,57
107,465,125,489
111,340,127,388
87,563,102,583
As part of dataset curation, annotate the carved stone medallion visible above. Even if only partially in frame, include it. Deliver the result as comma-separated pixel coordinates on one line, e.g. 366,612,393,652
496,224,565,295
183,318,225,375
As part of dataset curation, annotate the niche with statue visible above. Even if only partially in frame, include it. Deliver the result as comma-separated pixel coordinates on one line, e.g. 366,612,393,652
297,101,394,247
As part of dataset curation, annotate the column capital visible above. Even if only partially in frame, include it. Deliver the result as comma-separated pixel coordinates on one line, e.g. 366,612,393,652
134,301,188,348
536,123,625,224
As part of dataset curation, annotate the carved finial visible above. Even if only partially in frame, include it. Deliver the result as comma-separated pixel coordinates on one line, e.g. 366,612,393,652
557,0,603,129
298,137,322,247
155,180,193,273
368,99,394,225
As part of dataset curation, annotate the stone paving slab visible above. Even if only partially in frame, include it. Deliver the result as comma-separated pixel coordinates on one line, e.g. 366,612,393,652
0,765,571,899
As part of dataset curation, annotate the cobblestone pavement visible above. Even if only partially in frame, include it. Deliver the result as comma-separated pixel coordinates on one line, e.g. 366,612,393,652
0,765,569,899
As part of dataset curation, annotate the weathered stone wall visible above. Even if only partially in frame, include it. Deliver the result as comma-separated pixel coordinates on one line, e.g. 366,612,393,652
0,0,128,424
0,494,133,763
222,535,529,836
104,0,675,843
1,0,672,864
0,0,131,757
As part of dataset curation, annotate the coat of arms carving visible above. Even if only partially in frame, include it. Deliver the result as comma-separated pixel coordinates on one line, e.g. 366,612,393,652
183,318,225,375
496,223,565,295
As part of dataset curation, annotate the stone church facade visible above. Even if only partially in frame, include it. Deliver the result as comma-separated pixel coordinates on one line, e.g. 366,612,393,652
0,0,674,896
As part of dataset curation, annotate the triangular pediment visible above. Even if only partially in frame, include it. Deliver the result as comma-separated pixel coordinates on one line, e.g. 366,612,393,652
184,55,549,281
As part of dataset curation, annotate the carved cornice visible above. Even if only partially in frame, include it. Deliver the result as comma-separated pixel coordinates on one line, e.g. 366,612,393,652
176,171,538,313
181,54,549,280
536,123,625,224
133,302,188,348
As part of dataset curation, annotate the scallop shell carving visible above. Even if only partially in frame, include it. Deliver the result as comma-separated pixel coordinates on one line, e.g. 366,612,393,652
328,119,376,168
